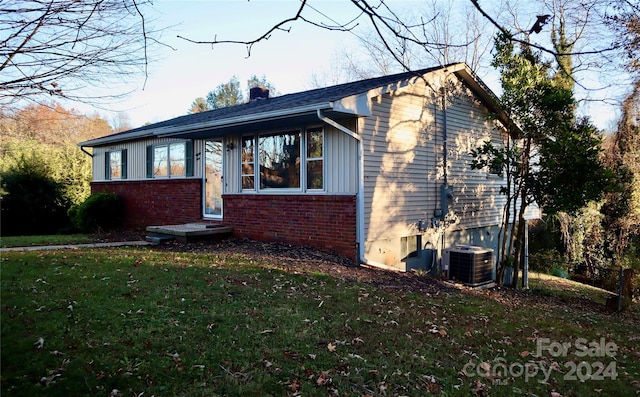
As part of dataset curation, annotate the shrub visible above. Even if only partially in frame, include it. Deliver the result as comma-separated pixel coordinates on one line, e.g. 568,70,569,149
528,248,567,274
550,267,569,279
70,193,123,232
0,153,71,236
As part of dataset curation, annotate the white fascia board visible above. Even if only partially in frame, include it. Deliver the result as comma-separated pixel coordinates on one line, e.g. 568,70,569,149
333,75,424,116
448,63,514,129
78,130,155,147
332,93,372,116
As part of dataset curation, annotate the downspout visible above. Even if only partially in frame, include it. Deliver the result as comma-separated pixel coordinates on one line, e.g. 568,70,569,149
316,109,391,270
441,88,448,186
80,146,93,157
440,86,448,275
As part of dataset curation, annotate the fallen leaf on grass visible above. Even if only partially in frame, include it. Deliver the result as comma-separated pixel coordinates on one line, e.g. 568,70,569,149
327,342,336,352
316,371,331,386
472,379,487,396
520,351,530,358
34,337,44,350
288,379,302,392
429,328,447,337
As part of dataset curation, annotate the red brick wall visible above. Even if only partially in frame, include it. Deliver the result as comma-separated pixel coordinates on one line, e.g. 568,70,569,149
223,194,357,260
91,182,358,260
91,179,203,228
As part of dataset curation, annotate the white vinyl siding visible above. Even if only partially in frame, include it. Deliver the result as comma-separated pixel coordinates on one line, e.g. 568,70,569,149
91,129,358,196
92,138,202,181
361,84,439,242
324,121,358,194
445,93,511,229
360,75,516,245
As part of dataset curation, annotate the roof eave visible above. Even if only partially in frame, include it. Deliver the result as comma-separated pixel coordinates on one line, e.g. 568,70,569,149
78,130,155,147
156,102,336,138
79,102,338,147
449,63,523,135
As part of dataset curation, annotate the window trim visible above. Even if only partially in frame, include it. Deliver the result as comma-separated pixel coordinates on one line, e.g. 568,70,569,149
258,129,301,191
105,149,127,180
240,126,325,193
146,140,193,179
241,135,256,191
305,126,324,191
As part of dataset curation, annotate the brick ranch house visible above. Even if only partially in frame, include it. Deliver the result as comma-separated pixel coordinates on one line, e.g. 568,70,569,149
79,63,539,275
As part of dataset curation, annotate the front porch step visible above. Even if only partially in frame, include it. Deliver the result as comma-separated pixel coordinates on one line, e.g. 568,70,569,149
145,234,175,244
145,223,232,242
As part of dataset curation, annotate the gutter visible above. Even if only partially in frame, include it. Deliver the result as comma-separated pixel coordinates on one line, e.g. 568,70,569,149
316,109,391,270
79,146,93,158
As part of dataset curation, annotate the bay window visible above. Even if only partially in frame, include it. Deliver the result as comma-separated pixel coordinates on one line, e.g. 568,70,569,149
241,127,324,191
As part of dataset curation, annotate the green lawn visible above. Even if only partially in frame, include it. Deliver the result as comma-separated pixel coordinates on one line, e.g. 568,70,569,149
1,246,638,396
0,234,93,248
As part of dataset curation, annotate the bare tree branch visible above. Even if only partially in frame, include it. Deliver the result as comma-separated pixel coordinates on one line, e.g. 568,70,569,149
469,0,625,57
178,0,310,58
0,0,161,108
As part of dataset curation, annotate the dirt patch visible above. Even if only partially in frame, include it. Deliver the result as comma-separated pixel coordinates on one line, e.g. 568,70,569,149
90,232,639,321
91,231,449,293
156,237,449,293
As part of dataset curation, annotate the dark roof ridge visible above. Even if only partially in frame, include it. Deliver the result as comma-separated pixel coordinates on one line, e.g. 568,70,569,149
80,63,466,146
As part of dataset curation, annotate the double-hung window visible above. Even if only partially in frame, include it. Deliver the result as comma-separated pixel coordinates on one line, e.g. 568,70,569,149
146,141,193,178
241,127,324,191
241,136,255,189
105,149,127,180
306,127,323,190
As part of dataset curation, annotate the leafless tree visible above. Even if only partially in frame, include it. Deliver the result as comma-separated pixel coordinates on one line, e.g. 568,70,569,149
179,0,637,94
0,0,162,109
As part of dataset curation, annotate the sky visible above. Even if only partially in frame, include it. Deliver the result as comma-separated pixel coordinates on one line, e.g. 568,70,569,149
95,0,367,127
83,0,621,131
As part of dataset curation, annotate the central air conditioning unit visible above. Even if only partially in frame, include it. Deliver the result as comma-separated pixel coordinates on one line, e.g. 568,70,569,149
447,246,494,286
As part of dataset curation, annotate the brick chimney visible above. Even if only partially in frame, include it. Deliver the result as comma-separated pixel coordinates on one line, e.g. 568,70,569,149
249,86,269,102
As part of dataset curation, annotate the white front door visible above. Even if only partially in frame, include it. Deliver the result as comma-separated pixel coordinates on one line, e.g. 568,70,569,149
204,139,223,218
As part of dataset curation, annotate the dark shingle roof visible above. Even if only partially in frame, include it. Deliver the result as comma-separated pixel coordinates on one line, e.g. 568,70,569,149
81,65,447,146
